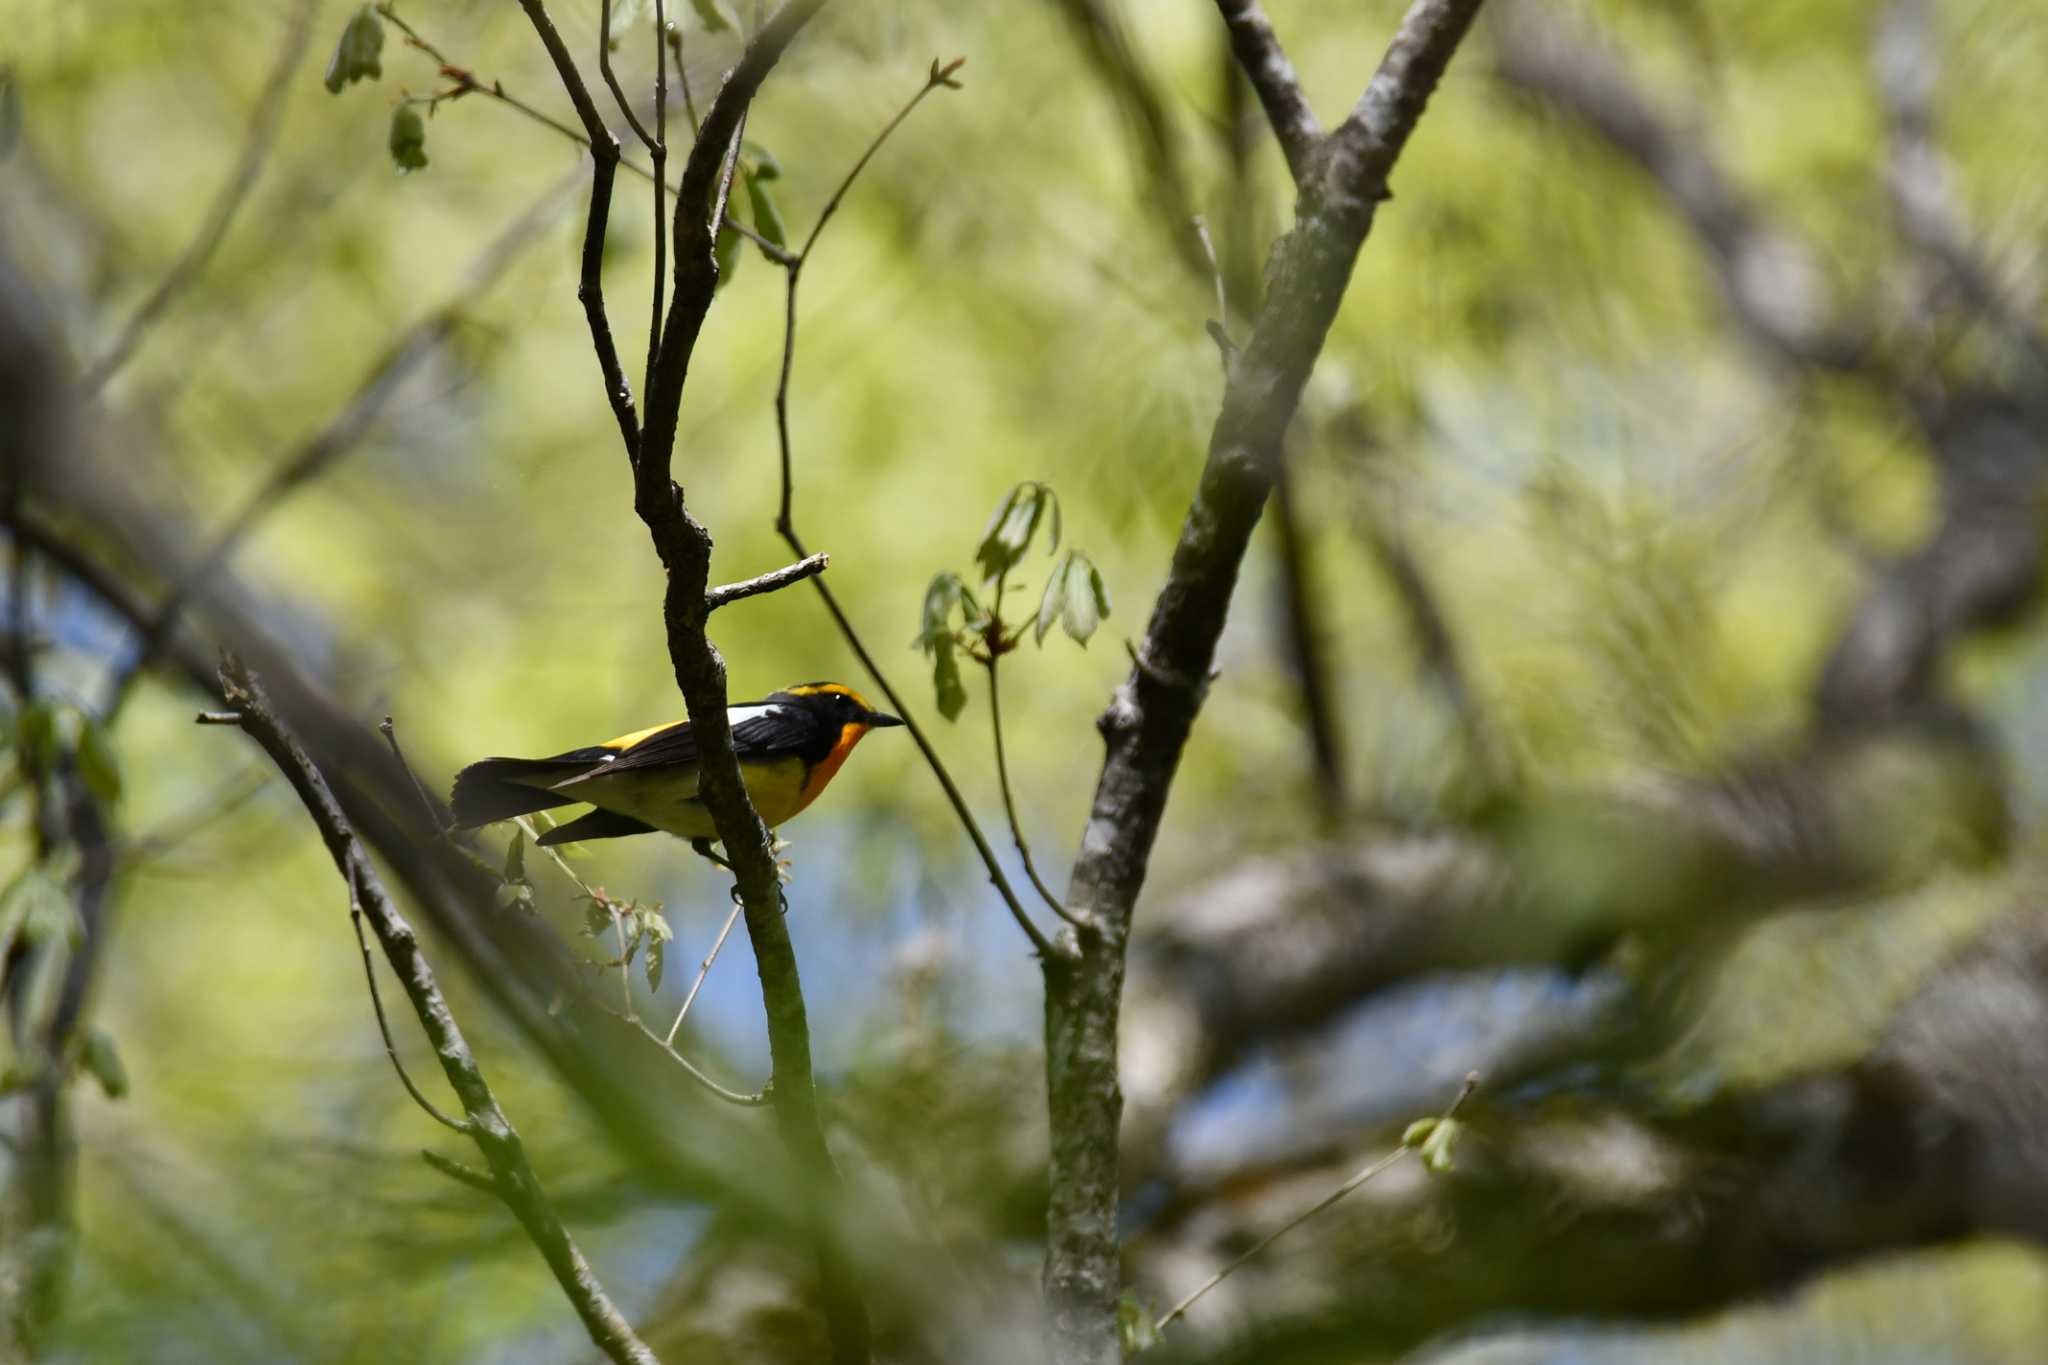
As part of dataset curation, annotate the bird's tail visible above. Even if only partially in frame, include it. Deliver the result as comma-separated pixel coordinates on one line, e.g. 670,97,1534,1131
449,757,586,828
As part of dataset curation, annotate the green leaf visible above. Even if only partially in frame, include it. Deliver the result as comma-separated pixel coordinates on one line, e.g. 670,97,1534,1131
931,638,967,722
1117,1291,1162,1355
80,1029,128,1099
582,899,613,936
641,910,674,943
324,6,385,94
975,483,1056,585
917,573,966,652
743,142,781,181
1404,1115,1463,1174
745,169,787,251
1034,558,1065,645
1059,551,1107,645
17,698,59,772
76,717,121,805
687,0,738,33
502,830,527,887
2,868,75,951
388,104,428,172
493,882,536,916
645,937,665,992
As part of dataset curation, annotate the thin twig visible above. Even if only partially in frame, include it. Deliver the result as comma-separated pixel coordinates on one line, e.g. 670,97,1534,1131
347,865,471,1134
1212,0,1323,184
211,658,659,1365
705,552,828,610
421,1149,499,1195
986,648,1083,926
760,60,1060,957
597,0,658,153
1154,1074,1479,1333
799,58,963,262
629,1015,769,1107
666,898,744,1045
646,0,669,407
380,716,452,836
81,0,317,393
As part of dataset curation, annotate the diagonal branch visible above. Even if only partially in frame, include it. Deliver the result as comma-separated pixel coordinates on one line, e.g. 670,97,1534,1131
1213,0,1323,183
211,658,659,1365
1041,2,1487,1360
80,0,317,394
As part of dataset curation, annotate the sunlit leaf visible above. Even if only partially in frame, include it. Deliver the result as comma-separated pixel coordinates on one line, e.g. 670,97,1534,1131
324,6,385,94
645,937,664,992
1059,551,1107,645
975,483,1054,585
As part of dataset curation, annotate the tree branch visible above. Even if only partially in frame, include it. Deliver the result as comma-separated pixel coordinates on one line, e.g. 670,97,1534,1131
210,658,659,1365
1212,0,1322,184
79,0,316,394
1041,2,1487,1360
525,2,873,1357
704,551,827,611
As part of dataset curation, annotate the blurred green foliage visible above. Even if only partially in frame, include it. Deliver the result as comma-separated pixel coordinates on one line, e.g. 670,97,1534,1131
6,0,2048,1359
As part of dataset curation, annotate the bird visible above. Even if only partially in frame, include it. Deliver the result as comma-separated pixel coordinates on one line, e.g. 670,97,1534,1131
450,682,904,850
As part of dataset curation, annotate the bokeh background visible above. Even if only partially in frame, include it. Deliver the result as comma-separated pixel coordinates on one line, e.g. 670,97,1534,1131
8,0,2048,1360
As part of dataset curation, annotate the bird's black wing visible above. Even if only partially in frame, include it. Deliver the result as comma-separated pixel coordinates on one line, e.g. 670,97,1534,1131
584,703,804,777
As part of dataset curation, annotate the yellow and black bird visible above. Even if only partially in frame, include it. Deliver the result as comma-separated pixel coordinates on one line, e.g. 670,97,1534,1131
450,682,903,847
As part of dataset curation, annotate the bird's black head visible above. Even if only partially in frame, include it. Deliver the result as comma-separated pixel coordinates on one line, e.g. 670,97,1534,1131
775,682,904,731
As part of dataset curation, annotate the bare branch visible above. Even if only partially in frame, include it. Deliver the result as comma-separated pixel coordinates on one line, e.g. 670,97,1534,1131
704,552,828,610
210,658,658,1365
986,642,1086,928
531,3,874,1356
761,59,1061,958
1153,1074,1478,1334
1043,2,1487,1358
1212,0,1323,183
345,866,471,1135
80,0,316,393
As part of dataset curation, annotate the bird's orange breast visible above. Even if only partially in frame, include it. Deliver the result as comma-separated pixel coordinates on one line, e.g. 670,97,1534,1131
790,722,870,818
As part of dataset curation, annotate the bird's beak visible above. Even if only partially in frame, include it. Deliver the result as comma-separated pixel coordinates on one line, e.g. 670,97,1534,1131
866,711,905,728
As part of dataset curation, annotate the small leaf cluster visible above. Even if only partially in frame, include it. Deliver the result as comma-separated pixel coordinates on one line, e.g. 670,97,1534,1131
492,829,537,916
321,6,425,173
915,482,1110,720
12,697,121,806
577,887,675,993
1401,1114,1464,1174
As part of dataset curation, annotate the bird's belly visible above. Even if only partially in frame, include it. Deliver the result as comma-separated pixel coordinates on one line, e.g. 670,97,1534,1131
569,755,813,838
